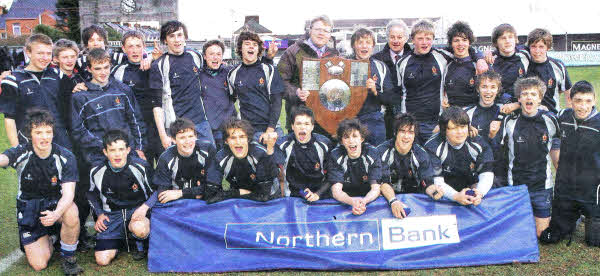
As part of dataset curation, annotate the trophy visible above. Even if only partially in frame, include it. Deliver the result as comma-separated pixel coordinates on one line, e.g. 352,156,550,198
300,57,370,136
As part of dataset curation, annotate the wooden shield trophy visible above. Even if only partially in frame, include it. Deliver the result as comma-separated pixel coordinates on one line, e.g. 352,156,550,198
300,57,370,136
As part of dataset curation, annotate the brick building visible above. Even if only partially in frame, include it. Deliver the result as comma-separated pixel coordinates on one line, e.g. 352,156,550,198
0,0,58,39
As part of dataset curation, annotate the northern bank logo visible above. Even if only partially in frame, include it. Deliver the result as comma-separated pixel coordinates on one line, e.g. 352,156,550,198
224,215,460,252
381,215,460,249
225,220,381,252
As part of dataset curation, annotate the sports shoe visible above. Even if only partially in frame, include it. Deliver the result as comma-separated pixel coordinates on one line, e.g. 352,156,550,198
61,256,84,275
77,237,94,252
131,250,147,261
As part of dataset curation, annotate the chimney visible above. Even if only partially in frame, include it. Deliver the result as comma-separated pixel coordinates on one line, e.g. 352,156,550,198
245,15,259,24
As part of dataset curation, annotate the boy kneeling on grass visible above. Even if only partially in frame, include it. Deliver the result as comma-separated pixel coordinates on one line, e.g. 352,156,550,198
89,129,155,265
0,109,82,274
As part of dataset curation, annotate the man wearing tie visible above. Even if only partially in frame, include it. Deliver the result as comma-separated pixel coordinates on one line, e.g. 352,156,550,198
373,19,412,139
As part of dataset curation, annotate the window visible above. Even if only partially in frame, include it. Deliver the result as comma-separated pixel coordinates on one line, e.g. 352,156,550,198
12,23,20,36
0,33,6,39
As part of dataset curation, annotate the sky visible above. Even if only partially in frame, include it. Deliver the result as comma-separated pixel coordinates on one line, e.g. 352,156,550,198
179,0,600,40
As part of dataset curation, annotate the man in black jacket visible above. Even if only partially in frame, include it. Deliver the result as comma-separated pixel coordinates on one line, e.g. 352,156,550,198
372,19,411,139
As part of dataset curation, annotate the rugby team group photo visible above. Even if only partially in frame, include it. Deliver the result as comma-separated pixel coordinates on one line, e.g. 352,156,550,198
0,3,599,274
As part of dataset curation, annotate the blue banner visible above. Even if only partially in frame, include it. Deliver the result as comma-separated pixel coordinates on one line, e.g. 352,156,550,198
148,185,539,272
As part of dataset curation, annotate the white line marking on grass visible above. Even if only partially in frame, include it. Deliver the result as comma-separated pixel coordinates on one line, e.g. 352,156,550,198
0,249,23,273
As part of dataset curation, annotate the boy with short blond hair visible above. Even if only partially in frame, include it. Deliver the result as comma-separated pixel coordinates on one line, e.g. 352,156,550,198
0,34,72,150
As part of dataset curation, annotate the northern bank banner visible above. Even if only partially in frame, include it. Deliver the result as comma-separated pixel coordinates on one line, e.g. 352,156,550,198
148,185,539,272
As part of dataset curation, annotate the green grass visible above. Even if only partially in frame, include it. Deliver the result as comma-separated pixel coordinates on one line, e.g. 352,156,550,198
2,67,600,275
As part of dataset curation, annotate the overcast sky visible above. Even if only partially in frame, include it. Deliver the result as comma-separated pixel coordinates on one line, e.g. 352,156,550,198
179,0,600,39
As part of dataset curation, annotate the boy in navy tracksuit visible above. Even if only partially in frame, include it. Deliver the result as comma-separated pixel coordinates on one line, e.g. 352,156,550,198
200,40,236,150
53,39,85,135
424,106,495,206
228,31,284,143
464,71,505,143
150,21,214,151
443,21,479,108
152,118,217,203
277,106,331,201
540,81,600,247
112,31,162,165
53,38,96,251
71,48,146,166
495,77,560,237
349,28,396,146
395,19,487,144
489,23,529,108
89,129,155,265
206,118,279,203
463,71,507,187
328,119,381,216
0,34,72,150
378,113,443,218
0,110,82,274
524,28,572,115
75,25,152,82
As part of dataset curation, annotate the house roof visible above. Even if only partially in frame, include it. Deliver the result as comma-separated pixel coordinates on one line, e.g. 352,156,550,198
4,0,56,20
234,19,272,34
0,15,5,29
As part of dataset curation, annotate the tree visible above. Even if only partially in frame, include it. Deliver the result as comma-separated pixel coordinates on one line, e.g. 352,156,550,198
107,27,122,42
55,0,80,43
33,24,67,41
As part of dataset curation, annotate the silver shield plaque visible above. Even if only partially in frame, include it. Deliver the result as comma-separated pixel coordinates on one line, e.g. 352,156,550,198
319,79,351,112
